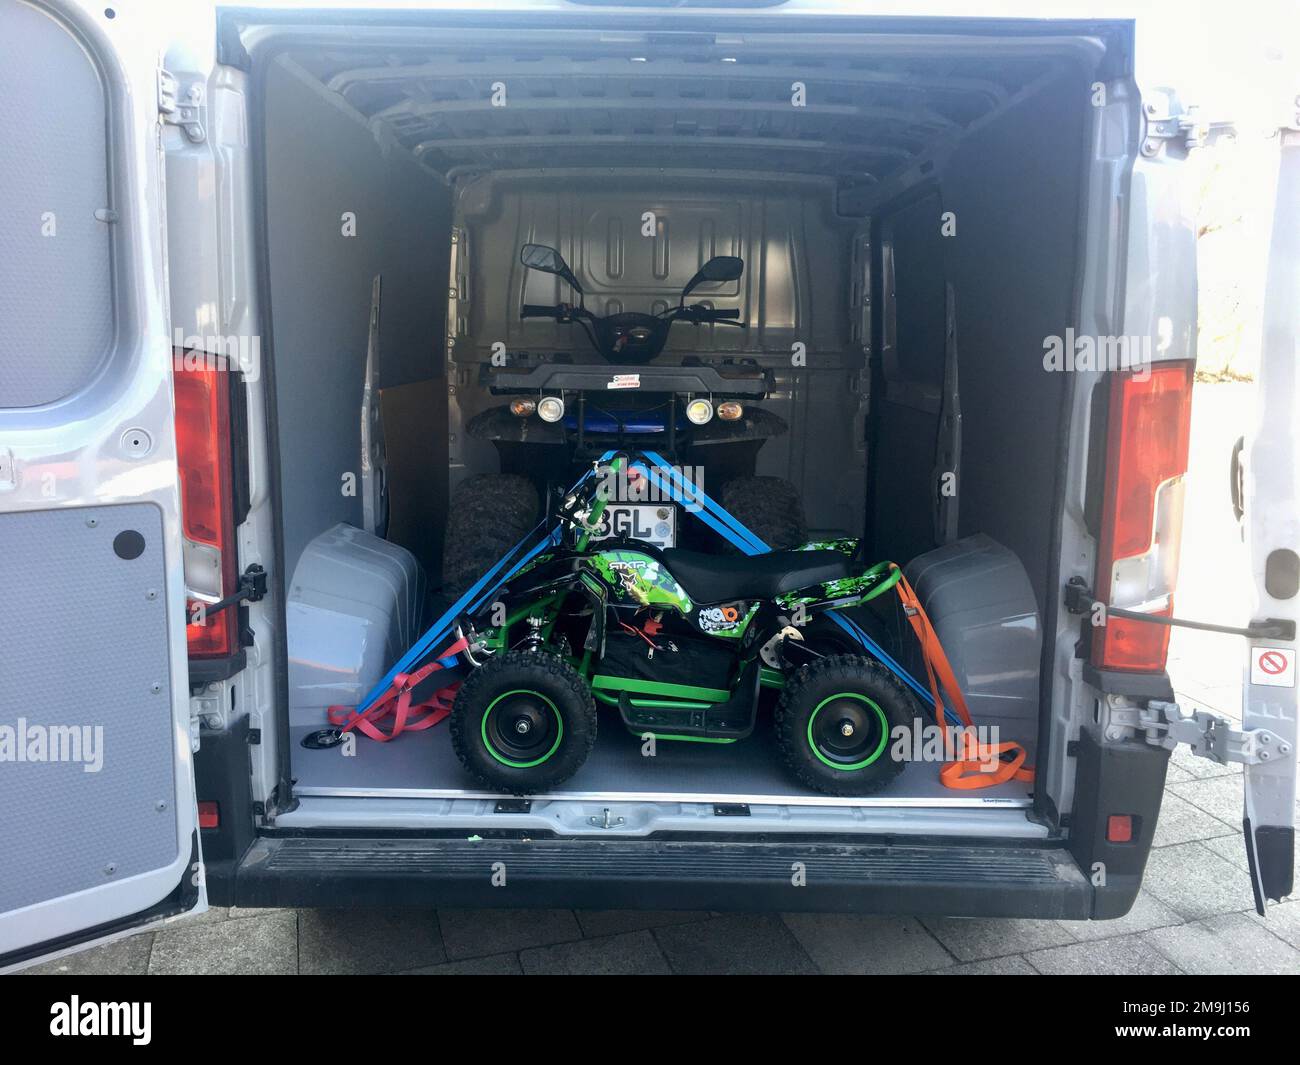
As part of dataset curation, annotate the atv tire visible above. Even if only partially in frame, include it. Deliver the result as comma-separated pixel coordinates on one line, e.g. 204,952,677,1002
450,650,597,794
441,474,539,598
775,654,912,796
720,476,808,550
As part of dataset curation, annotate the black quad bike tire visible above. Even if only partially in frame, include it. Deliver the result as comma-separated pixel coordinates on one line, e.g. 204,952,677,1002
720,475,808,550
774,654,913,796
441,474,539,598
450,650,597,794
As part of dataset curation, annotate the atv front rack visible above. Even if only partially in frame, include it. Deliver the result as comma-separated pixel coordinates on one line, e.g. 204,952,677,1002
484,361,770,397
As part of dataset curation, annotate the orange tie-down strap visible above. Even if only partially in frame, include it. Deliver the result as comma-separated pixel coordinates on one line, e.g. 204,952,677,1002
327,636,468,743
890,565,1035,790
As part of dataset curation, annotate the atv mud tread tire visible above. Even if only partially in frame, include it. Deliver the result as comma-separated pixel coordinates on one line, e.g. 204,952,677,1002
720,476,808,550
450,650,597,794
774,653,913,797
442,474,539,597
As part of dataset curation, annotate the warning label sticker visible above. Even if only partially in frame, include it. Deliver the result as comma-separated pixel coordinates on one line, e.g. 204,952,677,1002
1250,646,1296,688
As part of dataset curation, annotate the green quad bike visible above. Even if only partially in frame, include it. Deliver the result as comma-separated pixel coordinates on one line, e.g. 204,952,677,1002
449,454,917,797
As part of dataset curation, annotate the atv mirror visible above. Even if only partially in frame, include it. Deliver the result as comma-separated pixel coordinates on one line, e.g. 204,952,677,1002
520,243,584,296
680,255,744,303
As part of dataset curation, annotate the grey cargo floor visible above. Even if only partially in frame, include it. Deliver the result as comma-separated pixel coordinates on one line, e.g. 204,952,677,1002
290,712,1033,809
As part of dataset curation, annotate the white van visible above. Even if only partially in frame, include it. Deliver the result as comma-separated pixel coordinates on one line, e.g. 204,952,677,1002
1,0,1295,969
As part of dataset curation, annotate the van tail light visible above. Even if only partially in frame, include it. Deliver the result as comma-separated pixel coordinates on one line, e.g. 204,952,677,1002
174,353,239,659
1092,362,1195,672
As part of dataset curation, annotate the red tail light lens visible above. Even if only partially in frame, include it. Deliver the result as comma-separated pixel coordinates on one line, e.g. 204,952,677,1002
174,355,238,658
1093,362,1195,671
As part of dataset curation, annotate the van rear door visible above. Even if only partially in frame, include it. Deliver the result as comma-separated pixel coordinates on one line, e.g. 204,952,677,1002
0,0,205,967
1241,111,1300,912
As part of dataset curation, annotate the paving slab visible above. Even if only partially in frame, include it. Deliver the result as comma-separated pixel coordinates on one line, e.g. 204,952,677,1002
401,952,523,975
1143,912,1300,975
920,916,1074,962
24,932,154,975
520,930,671,975
1169,774,1246,828
782,913,952,973
929,955,1037,975
182,905,281,927
1142,842,1256,920
1151,791,1238,848
1025,935,1181,976
148,911,298,975
654,914,817,974
1244,898,1300,951
436,909,583,960
1056,891,1183,942
298,908,445,974
573,909,711,938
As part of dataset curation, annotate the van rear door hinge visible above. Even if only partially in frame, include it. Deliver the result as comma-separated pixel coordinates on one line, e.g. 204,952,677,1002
158,69,206,143
1140,92,1234,157
1129,700,1290,767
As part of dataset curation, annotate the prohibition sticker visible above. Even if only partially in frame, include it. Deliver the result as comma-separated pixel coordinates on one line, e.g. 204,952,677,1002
1250,646,1295,688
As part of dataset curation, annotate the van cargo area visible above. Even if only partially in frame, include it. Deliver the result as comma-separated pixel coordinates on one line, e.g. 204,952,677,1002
226,14,1129,849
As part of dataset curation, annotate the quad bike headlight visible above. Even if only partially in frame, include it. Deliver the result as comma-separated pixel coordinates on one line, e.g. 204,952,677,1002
509,398,537,417
537,396,565,423
685,398,714,425
717,401,743,421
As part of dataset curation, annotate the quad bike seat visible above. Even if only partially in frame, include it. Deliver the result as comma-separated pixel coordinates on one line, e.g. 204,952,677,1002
661,547,851,603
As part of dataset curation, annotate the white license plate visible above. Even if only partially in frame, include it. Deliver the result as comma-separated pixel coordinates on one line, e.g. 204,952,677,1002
592,504,676,547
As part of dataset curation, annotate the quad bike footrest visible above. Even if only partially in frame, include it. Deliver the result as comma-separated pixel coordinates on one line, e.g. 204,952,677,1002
613,658,762,740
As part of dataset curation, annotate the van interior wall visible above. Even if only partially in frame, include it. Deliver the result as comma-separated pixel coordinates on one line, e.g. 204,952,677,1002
263,57,451,578
867,68,1090,614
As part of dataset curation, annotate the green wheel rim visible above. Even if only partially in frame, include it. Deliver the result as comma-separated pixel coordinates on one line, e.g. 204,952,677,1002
807,692,889,771
481,689,564,768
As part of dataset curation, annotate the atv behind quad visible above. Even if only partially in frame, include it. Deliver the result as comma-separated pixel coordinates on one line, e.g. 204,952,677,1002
442,245,811,596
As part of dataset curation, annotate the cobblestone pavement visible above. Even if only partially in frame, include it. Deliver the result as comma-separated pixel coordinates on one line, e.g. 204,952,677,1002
26,383,1299,975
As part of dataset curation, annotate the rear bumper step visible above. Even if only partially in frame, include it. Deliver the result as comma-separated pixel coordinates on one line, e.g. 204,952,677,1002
235,836,1092,918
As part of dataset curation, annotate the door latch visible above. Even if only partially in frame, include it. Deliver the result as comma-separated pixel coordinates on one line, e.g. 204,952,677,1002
158,69,206,143
197,564,267,616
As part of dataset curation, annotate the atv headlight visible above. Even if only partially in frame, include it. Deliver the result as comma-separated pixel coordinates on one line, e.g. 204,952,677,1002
685,398,714,425
537,396,565,423
717,401,743,421
510,398,536,417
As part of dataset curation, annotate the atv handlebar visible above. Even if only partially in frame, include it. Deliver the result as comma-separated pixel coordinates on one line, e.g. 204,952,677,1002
521,303,587,320
520,303,739,323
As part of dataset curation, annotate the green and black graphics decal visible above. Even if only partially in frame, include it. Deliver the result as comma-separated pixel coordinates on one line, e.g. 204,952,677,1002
590,549,693,612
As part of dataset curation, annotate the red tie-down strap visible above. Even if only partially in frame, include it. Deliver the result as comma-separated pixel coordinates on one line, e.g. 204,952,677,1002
890,565,1035,791
327,636,468,743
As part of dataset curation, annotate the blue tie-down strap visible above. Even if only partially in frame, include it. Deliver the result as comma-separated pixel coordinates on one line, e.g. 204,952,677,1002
638,450,956,728
361,451,955,727
355,525,556,712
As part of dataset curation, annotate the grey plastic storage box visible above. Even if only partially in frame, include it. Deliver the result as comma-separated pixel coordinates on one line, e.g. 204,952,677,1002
902,534,1042,757
287,523,427,726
